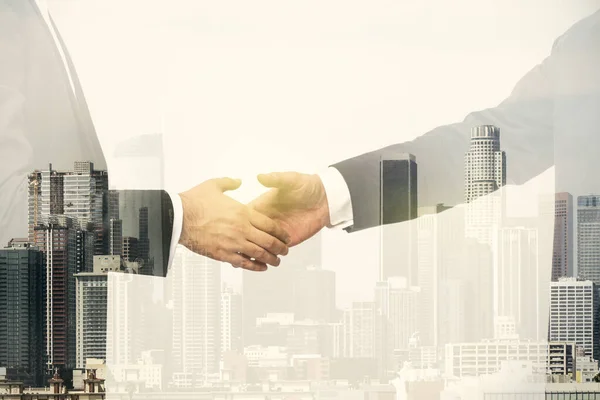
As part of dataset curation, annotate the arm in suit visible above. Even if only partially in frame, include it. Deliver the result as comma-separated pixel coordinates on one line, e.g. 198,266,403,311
250,16,576,242
332,47,555,232
0,1,290,274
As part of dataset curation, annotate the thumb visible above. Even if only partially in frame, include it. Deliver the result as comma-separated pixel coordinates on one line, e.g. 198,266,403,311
212,177,242,192
257,172,298,189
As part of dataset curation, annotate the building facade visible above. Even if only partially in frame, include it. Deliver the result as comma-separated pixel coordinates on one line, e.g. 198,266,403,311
577,195,600,284
0,241,45,386
548,278,600,360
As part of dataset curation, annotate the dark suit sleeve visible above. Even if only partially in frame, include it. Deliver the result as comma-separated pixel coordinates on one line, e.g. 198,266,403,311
112,190,174,278
332,42,557,232
0,86,32,247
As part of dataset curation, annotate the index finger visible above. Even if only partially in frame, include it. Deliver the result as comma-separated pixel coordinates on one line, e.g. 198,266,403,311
249,209,291,245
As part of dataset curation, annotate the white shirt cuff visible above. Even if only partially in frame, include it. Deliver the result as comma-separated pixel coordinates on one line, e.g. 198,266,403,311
318,167,354,230
167,191,184,271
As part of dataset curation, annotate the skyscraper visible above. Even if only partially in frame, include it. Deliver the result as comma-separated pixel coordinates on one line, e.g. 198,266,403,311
221,286,243,355
63,162,104,251
27,171,42,244
75,256,122,368
32,162,108,258
74,228,94,274
549,278,599,360
109,219,123,257
553,193,574,280
138,207,150,267
464,125,506,203
374,277,419,380
343,302,376,359
379,153,418,283
170,247,221,386
122,237,138,263
495,227,543,340
0,240,45,386
33,216,78,373
416,204,453,347
464,125,506,245
41,164,65,218
577,195,600,284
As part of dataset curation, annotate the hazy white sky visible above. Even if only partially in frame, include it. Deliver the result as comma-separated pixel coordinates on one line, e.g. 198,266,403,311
49,0,599,306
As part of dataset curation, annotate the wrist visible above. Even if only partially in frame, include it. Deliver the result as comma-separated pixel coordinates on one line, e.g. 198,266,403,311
178,191,199,245
313,174,331,229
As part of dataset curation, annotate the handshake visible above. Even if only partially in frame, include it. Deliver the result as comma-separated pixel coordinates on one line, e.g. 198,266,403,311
178,172,331,271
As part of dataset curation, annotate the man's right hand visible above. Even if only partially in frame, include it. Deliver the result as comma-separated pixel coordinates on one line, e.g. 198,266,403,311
178,177,291,271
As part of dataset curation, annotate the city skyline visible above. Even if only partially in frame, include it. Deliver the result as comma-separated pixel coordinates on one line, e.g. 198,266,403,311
2,123,600,395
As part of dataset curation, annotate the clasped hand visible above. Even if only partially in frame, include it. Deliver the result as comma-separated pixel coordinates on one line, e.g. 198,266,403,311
178,172,330,271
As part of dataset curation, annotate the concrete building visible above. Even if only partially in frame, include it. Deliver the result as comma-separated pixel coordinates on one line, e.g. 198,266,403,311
549,278,599,360
445,339,573,378
75,256,122,369
0,370,105,399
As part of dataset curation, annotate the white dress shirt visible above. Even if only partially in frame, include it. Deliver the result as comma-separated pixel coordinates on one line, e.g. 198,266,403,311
37,0,352,270
318,167,354,229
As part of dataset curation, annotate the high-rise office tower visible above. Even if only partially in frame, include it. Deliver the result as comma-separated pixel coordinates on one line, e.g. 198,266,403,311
379,154,418,284
109,219,123,256
74,228,94,274
64,161,106,255
438,279,469,345
27,171,43,244
33,216,78,373
549,278,599,360
75,256,122,368
495,227,543,340
108,190,120,221
171,247,221,386
0,240,45,386
416,204,452,347
374,277,419,380
138,207,150,265
221,285,243,355
41,164,65,218
464,125,506,203
92,168,109,255
343,302,376,359
464,125,506,245
32,162,108,258
577,195,600,284
551,193,574,280
122,237,138,262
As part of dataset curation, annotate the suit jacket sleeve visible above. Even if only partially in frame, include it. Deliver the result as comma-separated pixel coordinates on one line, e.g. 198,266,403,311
332,40,558,232
112,190,175,278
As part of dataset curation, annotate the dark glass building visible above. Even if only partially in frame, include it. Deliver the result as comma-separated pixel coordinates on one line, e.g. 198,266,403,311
0,240,45,386
379,153,418,283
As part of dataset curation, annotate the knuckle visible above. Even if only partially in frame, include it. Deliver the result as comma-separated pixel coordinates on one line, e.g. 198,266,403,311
256,248,268,260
